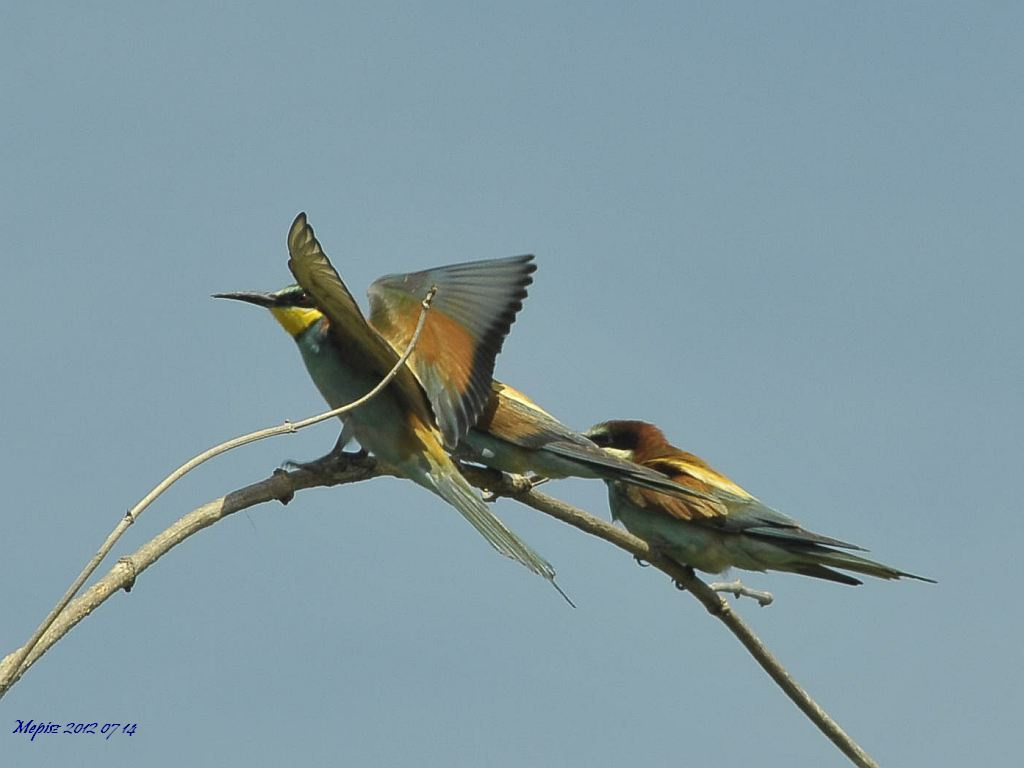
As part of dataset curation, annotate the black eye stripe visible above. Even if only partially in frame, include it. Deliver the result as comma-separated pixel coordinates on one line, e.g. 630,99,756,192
589,426,637,451
272,288,315,308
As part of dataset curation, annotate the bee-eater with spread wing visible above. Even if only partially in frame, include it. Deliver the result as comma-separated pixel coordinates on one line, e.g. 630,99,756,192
584,420,934,586
365,296,718,505
216,213,558,588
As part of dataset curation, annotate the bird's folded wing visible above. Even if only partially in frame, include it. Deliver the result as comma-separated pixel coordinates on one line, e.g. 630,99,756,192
368,255,536,448
636,454,865,548
717,496,865,550
627,455,753,522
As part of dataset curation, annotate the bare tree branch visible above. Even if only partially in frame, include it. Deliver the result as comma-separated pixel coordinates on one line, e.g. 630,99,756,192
0,458,392,691
3,458,878,767
0,287,437,699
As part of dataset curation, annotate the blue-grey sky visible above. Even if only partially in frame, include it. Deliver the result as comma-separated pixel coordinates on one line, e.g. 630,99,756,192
3,3,1019,766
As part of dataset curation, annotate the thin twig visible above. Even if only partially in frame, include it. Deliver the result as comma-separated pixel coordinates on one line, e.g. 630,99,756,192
709,579,774,607
0,287,436,699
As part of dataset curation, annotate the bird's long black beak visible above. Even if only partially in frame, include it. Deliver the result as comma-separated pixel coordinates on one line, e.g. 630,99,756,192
212,291,277,308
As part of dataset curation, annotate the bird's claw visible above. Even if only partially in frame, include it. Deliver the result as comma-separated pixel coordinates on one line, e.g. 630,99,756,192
283,448,368,473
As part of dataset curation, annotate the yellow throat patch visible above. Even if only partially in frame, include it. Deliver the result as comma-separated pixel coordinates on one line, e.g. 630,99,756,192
270,306,323,337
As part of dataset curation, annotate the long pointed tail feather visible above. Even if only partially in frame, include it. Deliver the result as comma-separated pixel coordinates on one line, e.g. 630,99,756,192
422,457,573,603
801,547,936,585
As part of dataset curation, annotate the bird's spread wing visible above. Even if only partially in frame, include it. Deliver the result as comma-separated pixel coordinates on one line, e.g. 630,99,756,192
368,255,535,448
634,453,864,548
285,213,405,378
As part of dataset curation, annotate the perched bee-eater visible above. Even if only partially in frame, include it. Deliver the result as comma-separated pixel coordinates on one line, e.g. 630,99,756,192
584,420,934,585
216,213,557,588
